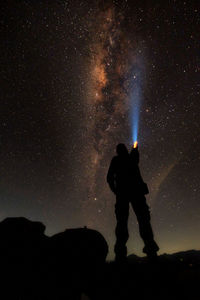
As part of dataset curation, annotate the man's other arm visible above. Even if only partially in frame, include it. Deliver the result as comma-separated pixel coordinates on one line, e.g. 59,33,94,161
107,158,117,194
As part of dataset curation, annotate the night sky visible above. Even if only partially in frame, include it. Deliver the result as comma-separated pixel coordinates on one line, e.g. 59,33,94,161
1,0,200,258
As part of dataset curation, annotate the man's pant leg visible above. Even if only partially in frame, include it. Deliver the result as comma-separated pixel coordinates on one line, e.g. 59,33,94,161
114,196,129,260
131,195,159,255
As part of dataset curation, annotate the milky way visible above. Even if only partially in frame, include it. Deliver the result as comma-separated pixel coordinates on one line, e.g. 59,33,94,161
82,2,147,227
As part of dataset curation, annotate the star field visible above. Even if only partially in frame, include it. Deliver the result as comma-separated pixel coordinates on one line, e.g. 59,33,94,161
0,0,200,258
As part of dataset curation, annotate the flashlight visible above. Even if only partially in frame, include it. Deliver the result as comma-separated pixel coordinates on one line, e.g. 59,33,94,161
133,141,138,148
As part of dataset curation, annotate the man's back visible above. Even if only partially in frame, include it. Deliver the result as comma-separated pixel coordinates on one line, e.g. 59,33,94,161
107,150,146,196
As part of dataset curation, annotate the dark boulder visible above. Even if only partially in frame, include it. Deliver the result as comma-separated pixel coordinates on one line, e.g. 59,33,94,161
0,217,47,258
0,217,48,298
49,227,108,266
48,227,108,298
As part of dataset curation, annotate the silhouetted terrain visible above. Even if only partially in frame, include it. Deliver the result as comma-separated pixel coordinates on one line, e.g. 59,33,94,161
0,217,199,299
89,251,199,300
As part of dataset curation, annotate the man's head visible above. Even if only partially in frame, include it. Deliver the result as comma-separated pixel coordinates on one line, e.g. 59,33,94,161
116,144,129,156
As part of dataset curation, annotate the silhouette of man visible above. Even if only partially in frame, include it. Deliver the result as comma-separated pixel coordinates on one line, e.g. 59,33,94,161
107,143,159,261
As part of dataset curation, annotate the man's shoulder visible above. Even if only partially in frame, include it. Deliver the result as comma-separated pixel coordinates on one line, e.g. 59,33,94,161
111,156,118,163
108,156,118,169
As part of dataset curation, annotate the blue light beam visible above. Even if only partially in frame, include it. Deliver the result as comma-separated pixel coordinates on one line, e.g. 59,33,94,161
129,63,144,146
131,85,140,143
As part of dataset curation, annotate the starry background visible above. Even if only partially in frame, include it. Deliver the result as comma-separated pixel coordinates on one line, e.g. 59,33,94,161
1,0,200,259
